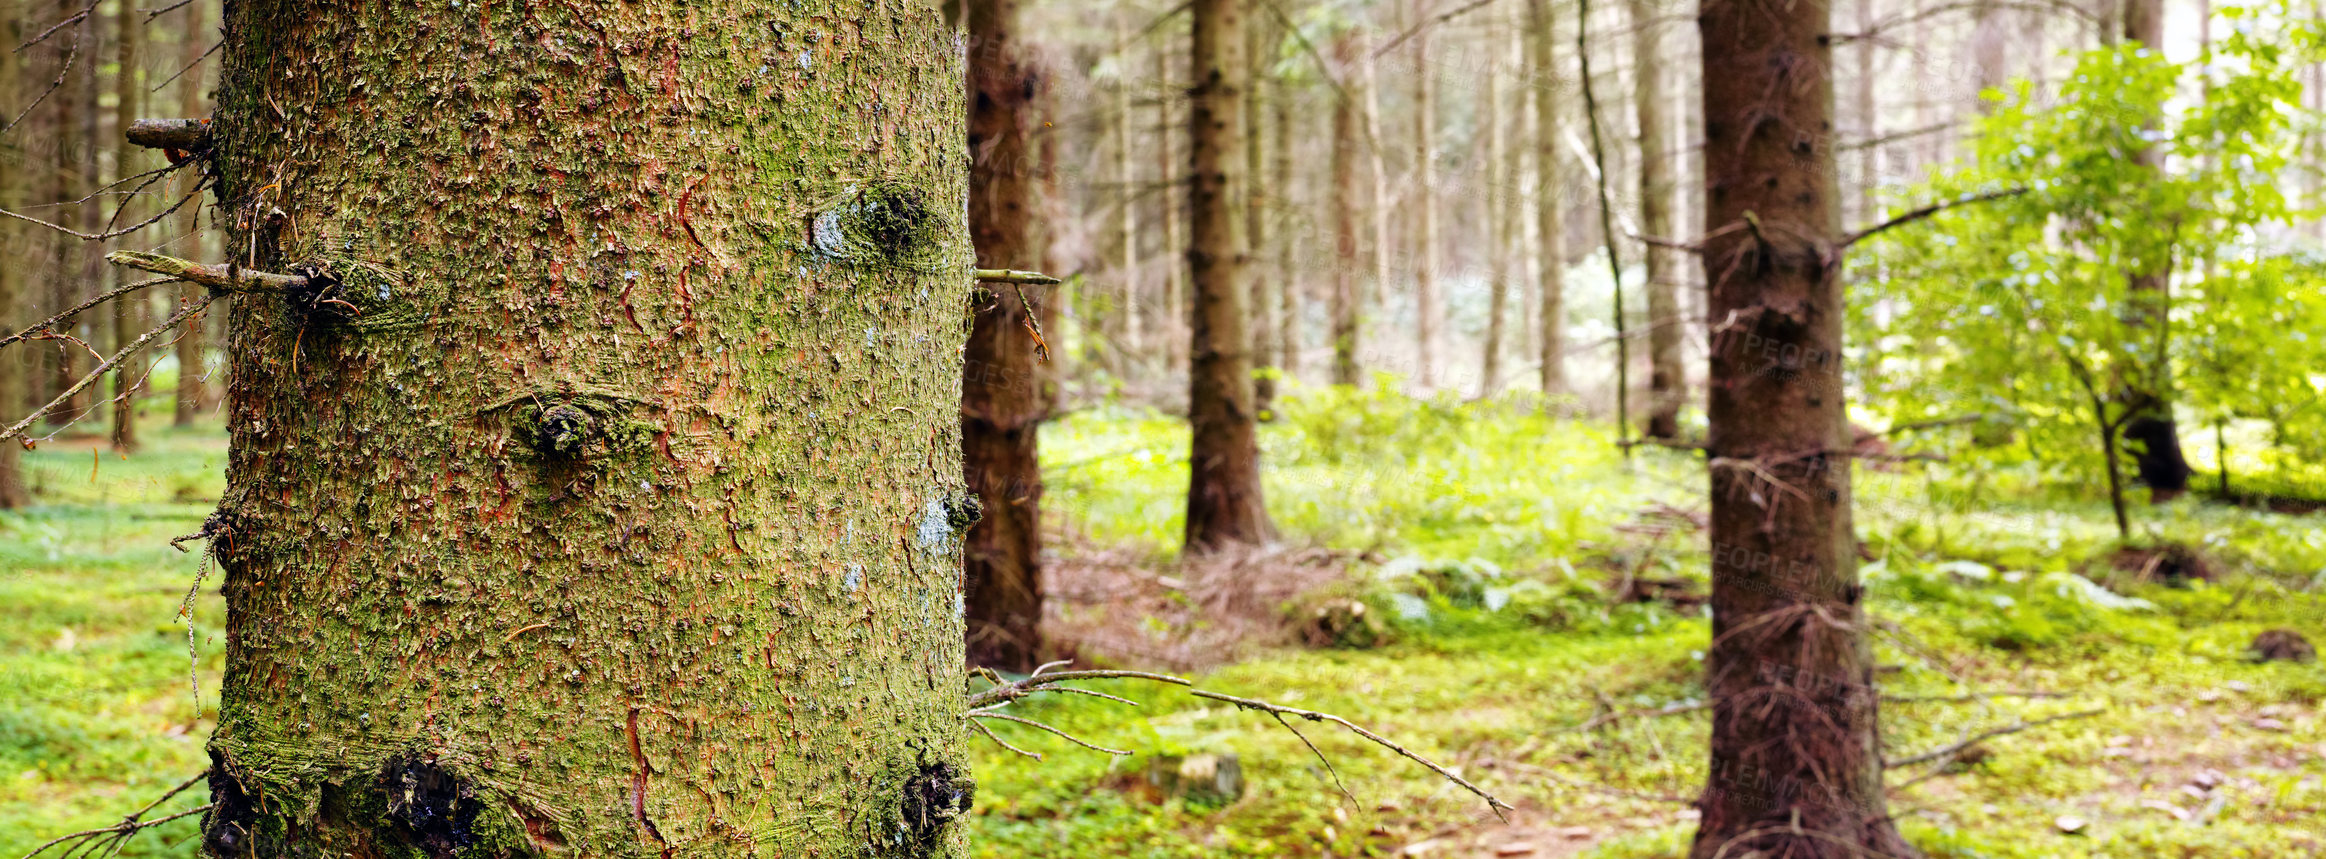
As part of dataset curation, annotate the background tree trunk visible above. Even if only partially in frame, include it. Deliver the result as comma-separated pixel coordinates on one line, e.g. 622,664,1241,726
174,0,212,428
2116,0,2193,502
1692,0,1918,853
963,0,1050,674
1246,19,1276,417
1184,0,1271,553
201,3,976,855
1156,42,1186,373
1273,72,1299,384
1480,9,1510,400
1528,0,1568,398
1330,32,1364,387
109,0,141,453
0,2,26,508
1635,0,1681,439
1407,0,1439,390
1115,14,1144,373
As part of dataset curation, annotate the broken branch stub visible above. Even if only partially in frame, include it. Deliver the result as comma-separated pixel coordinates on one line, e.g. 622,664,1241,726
125,117,212,152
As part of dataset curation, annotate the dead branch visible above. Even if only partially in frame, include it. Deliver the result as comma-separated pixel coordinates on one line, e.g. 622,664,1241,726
125,117,211,151
963,661,1514,819
1842,188,2028,248
106,250,307,293
972,268,1061,285
1,293,215,443
19,768,209,859
1571,700,1708,732
1886,708,2106,768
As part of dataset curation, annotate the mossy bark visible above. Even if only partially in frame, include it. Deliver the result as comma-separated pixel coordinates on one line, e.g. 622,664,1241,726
202,2,974,856
961,0,1047,673
1692,0,1917,855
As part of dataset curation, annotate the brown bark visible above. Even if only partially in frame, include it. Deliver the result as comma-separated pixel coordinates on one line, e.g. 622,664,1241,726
45,0,86,431
109,0,140,453
1330,32,1364,388
962,0,1049,674
1635,0,1681,438
1692,0,1918,853
1274,75,1299,381
2117,0,2193,502
1408,0,1439,389
1185,0,1272,553
1527,0,1568,397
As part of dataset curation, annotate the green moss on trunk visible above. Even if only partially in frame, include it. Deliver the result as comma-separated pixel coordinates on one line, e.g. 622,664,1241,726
205,2,972,855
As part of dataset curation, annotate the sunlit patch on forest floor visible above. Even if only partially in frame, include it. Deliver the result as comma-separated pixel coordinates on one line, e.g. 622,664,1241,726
3,395,2323,858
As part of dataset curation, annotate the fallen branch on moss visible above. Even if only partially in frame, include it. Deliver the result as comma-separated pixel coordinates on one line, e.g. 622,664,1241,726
1888,707,2106,769
965,661,1513,820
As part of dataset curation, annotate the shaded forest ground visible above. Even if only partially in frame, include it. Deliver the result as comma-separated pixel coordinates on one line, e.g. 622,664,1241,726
3,389,2323,857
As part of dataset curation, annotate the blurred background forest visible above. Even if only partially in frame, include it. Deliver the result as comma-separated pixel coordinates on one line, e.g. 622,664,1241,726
3,0,2325,857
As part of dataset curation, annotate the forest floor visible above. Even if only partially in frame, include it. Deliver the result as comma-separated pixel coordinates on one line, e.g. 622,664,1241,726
4,390,2323,858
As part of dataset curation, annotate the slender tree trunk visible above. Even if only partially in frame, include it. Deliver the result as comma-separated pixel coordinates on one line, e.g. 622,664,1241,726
1115,14,1144,373
1692,0,1918,852
0,4,27,508
1855,0,1877,228
109,0,140,453
1156,43,1186,373
1480,10,1510,400
1330,33,1364,387
1362,45,1390,373
2117,0,2193,502
175,0,211,427
1246,19,1276,416
1408,0,1439,389
201,4,976,855
962,0,1049,674
1185,0,1272,553
1274,78,1299,381
1634,0,1681,439
1527,0,1568,398
46,0,85,431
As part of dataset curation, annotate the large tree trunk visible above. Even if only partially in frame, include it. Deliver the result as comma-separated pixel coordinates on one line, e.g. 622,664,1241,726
1330,33,1364,388
109,0,142,453
1407,0,1439,390
174,0,212,428
962,0,1049,674
1634,0,1681,439
1692,0,1918,855
200,4,976,856
0,5,27,508
1184,0,1271,553
1527,0,1568,398
2116,0,2192,502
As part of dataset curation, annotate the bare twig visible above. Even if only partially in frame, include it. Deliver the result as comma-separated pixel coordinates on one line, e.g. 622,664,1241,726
969,712,1133,756
19,768,210,859
972,268,1061,285
2,294,215,443
1887,708,2106,768
0,277,173,352
1189,689,1515,819
1841,188,2028,248
1571,700,1708,732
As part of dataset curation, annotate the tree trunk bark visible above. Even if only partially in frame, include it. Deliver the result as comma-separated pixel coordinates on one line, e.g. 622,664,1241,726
1692,0,1919,854
1246,19,1276,417
201,4,976,856
1408,0,1439,390
1330,32,1364,388
1634,0,1681,439
1480,10,1510,400
42,0,84,432
1273,75,1299,383
2116,0,2192,502
110,0,142,453
1184,0,1271,553
175,0,212,428
1115,14,1144,373
0,5,27,508
1527,0,1568,398
1156,42,1186,374
963,0,1049,674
